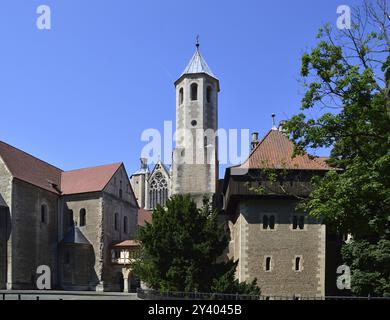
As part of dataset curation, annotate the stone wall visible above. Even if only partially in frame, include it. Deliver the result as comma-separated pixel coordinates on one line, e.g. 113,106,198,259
59,243,96,291
0,158,12,289
230,199,325,297
61,167,138,292
62,193,103,290
101,192,137,290
10,179,58,289
172,74,219,207
0,207,8,289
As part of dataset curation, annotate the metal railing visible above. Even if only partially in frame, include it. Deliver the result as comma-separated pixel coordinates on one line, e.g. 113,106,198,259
136,288,390,301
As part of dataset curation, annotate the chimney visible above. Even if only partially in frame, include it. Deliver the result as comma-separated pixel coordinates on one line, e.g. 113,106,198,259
251,132,259,150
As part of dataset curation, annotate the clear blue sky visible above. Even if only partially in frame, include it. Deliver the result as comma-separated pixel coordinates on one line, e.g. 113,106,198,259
0,0,361,176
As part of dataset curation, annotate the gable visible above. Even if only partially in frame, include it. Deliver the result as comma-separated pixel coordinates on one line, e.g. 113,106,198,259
104,164,138,207
148,162,171,182
61,163,122,195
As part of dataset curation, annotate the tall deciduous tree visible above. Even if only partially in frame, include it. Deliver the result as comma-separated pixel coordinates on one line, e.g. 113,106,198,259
132,194,260,295
284,0,390,296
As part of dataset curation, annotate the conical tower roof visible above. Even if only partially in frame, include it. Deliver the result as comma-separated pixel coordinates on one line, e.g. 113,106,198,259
181,46,216,78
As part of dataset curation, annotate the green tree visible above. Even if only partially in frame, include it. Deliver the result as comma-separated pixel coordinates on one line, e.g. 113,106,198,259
131,194,260,295
283,0,390,296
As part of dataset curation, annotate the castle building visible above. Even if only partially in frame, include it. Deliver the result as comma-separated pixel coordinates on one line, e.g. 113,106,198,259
222,128,343,298
0,141,138,291
0,42,345,296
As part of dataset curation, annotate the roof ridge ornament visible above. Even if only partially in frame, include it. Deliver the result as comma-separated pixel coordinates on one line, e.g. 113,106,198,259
196,35,200,50
271,113,277,130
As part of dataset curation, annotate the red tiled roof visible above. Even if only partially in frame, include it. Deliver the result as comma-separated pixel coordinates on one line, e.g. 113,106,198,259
0,141,62,194
238,130,331,171
0,141,124,195
61,163,122,195
138,208,152,227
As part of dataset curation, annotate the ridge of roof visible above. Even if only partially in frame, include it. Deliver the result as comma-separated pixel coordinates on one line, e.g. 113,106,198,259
63,162,123,174
0,140,63,194
0,140,63,172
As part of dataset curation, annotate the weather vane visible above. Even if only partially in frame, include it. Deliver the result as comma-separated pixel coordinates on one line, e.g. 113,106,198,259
196,35,200,49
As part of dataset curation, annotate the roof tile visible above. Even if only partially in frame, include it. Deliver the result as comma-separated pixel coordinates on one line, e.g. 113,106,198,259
0,141,62,193
238,130,331,171
61,163,122,195
0,140,124,195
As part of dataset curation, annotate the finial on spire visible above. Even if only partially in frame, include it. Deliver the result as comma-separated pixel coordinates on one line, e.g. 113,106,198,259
271,113,277,130
196,35,200,50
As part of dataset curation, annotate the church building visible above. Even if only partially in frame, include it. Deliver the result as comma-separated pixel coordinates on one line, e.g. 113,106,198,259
131,41,219,209
0,141,139,291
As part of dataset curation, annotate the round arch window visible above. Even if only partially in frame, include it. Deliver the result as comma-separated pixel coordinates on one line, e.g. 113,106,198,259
179,87,184,105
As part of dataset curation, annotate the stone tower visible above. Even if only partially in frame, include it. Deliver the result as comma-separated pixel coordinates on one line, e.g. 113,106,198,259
172,41,220,207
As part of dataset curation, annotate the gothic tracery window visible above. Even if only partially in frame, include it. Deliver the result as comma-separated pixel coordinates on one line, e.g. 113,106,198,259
149,171,168,209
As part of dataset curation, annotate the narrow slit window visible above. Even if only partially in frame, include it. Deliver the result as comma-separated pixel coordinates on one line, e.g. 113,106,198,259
295,257,301,271
179,87,184,104
41,204,48,224
263,215,269,229
298,216,305,230
265,257,271,271
123,216,128,234
79,209,86,227
292,215,298,230
269,215,275,230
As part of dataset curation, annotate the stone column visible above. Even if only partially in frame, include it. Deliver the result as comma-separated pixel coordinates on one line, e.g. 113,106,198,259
122,268,130,293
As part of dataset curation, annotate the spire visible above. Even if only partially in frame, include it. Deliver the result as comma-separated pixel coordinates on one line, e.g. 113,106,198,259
180,37,216,79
